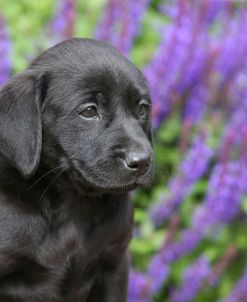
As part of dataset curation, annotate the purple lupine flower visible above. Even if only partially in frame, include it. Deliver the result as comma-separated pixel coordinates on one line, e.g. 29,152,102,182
220,92,247,150
215,11,247,86
161,229,203,263
95,0,150,55
52,0,76,42
193,160,247,231
203,0,230,25
151,134,213,226
144,0,190,127
154,108,247,267
158,0,177,16
147,253,169,293
128,270,151,302
117,0,150,54
146,0,226,128
128,230,201,300
180,134,213,183
172,1,221,95
134,158,246,300
222,267,247,302
95,0,120,43
182,55,210,121
175,29,209,94
160,0,228,27
0,16,11,85
149,1,247,129
171,257,211,302
129,255,169,301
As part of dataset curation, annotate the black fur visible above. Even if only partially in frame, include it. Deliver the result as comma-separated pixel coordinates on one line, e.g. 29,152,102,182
0,38,153,302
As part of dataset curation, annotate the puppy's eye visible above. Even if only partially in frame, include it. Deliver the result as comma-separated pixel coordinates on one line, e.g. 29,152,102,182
137,103,149,119
80,106,98,119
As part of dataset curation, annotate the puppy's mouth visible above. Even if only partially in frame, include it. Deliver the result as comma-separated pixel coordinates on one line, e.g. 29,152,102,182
71,170,138,194
68,158,153,195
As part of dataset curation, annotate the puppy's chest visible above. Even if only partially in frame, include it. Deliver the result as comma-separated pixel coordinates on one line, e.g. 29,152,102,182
38,218,127,266
34,203,132,297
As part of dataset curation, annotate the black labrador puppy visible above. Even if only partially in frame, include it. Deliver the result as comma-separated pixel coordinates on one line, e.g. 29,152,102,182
0,38,153,302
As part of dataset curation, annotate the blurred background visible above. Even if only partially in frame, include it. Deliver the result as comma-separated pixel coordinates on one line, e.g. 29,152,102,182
1,0,247,301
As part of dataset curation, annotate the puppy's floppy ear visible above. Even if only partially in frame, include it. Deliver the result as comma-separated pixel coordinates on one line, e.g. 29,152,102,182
0,71,45,178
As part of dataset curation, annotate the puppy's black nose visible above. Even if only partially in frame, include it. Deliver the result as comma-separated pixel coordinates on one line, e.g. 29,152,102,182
125,152,150,176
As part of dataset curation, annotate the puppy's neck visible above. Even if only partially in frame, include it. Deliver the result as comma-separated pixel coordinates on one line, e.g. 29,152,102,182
0,159,130,215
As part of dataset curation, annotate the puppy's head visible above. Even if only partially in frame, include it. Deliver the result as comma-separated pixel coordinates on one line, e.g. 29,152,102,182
0,39,154,193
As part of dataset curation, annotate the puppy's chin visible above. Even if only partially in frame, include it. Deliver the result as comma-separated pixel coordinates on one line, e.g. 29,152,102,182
67,169,153,196
70,172,137,195
73,181,138,196
66,159,154,196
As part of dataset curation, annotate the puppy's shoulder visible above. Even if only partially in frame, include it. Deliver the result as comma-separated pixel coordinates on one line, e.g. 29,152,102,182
0,161,46,252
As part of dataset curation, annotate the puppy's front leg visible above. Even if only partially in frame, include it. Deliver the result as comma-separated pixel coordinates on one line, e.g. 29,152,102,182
87,253,129,302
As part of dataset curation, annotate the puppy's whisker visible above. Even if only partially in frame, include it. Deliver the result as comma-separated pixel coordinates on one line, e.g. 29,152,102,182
28,166,63,190
38,169,65,203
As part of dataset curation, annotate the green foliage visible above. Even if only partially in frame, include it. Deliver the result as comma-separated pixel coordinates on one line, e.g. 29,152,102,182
0,0,106,72
0,0,55,71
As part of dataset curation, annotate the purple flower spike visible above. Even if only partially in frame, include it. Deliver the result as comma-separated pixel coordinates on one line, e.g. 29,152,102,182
171,257,211,302
151,134,213,226
193,161,247,231
95,0,150,55
0,16,11,85
183,84,209,123
162,229,202,263
94,0,120,42
52,0,76,42
128,270,151,302
222,267,247,302
147,254,169,293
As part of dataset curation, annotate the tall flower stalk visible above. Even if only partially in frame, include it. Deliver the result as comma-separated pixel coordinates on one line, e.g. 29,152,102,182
52,0,76,42
222,267,247,302
151,133,213,226
95,0,150,55
171,257,211,302
0,16,11,85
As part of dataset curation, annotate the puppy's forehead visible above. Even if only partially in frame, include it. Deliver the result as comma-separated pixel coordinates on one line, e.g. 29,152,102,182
79,60,148,98
31,38,149,98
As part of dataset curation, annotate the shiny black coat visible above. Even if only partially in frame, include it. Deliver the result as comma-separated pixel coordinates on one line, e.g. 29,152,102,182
0,39,153,302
